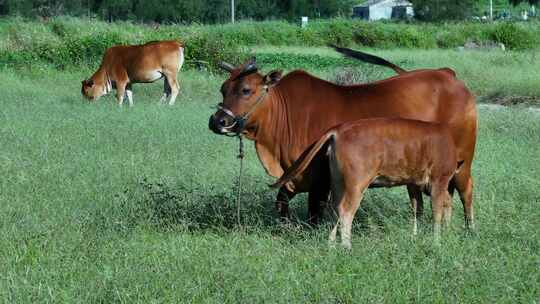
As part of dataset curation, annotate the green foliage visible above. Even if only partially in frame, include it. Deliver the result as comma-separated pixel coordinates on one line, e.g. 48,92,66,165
183,30,250,70
411,0,476,21
509,0,540,5
489,22,538,49
1,17,539,70
0,0,355,23
255,53,362,71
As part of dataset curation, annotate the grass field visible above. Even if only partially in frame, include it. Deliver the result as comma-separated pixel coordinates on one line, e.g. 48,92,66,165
1,51,539,303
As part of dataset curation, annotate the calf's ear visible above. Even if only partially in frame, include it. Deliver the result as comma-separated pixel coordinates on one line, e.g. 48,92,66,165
263,70,282,87
82,79,94,87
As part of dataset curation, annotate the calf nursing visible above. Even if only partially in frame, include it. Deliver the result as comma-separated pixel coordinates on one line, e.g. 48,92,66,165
272,118,462,249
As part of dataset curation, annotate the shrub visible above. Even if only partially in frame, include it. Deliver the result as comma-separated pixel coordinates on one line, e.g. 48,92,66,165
0,17,539,70
489,22,537,50
183,32,250,71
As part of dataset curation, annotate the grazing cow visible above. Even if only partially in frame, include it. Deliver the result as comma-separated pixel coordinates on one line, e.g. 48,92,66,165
271,118,462,248
81,40,184,106
208,46,477,228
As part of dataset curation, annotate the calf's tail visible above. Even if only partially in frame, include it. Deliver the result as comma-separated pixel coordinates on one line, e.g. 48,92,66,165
270,131,336,189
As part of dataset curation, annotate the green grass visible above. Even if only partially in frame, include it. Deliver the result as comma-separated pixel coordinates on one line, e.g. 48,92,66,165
0,60,539,302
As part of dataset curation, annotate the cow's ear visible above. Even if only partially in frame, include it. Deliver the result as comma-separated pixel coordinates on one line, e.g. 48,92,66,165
83,79,94,87
263,70,282,87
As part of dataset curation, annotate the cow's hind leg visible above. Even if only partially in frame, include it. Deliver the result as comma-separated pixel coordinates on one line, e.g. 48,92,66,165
454,165,475,229
162,70,179,105
407,184,424,235
275,186,295,219
160,76,171,103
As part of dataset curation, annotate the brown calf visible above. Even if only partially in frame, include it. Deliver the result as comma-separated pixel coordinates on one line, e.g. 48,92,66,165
82,40,184,106
272,118,461,249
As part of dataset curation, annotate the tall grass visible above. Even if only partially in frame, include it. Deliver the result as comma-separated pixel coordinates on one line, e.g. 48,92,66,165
0,66,539,302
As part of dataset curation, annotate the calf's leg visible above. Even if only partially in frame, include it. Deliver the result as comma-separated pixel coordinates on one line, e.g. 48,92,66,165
336,182,369,250
328,163,371,249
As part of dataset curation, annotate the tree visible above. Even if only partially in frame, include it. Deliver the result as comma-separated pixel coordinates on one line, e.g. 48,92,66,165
509,0,539,5
410,0,476,21
0,0,356,22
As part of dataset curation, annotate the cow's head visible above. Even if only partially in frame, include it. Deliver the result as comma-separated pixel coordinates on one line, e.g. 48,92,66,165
209,58,282,135
81,79,105,101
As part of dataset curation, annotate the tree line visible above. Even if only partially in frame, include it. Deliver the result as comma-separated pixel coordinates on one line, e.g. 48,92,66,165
0,0,355,23
0,0,537,23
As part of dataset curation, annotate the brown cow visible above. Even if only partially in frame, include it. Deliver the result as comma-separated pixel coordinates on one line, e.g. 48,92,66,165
271,118,462,248
82,40,184,106
208,47,477,228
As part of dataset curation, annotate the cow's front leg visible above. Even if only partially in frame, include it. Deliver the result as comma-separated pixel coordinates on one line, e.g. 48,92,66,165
275,186,295,219
116,81,128,106
125,83,133,106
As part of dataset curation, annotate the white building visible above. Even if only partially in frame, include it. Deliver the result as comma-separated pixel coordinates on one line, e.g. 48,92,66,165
353,0,414,21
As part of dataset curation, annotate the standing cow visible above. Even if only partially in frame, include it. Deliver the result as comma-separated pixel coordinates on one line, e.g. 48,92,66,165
209,46,477,229
81,40,184,106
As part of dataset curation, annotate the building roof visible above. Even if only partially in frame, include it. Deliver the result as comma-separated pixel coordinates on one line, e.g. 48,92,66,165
354,0,412,7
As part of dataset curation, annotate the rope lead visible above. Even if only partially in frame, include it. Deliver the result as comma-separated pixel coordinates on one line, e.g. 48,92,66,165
236,134,245,229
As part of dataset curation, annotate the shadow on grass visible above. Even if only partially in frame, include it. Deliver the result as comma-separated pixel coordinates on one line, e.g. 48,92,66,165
85,177,320,239
84,177,418,241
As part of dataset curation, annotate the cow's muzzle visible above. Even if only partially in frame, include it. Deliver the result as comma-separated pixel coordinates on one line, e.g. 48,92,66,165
208,108,245,136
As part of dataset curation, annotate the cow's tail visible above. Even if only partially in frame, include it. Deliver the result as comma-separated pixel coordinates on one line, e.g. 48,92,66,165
329,44,407,75
270,131,336,189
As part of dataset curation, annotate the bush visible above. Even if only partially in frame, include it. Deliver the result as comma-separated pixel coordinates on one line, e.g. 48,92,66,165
183,31,250,71
489,22,538,50
0,17,539,70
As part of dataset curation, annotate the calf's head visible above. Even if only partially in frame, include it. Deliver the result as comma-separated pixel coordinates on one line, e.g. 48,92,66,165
81,79,106,101
209,58,282,135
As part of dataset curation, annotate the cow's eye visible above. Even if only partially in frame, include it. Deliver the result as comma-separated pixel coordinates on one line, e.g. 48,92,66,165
242,88,251,95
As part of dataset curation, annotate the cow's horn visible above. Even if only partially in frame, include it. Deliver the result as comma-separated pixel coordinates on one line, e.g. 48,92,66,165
219,61,235,72
242,61,258,74
239,57,258,75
